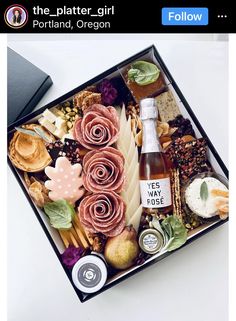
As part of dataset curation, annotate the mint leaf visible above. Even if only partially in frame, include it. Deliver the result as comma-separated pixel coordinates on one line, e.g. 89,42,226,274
128,61,160,86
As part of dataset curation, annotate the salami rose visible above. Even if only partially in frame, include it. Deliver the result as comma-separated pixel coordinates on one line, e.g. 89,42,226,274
78,191,126,237
73,104,119,150
83,147,125,193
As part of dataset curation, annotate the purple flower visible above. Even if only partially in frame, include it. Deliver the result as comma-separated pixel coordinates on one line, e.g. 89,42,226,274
61,246,84,269
97,79,118,105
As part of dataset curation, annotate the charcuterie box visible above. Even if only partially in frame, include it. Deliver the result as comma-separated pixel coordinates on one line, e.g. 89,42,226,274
7,45,228,302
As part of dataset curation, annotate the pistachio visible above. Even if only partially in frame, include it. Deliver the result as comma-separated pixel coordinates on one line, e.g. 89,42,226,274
65,107,71,113
65,114,71,119
68,112,75,116
73,108,78,113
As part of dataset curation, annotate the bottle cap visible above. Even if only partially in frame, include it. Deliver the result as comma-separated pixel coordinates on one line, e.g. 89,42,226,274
140,98,158,120
72,255,107,293
139,228,164,254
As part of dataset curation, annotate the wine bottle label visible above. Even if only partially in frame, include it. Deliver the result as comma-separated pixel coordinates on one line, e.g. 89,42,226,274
140,178,172,208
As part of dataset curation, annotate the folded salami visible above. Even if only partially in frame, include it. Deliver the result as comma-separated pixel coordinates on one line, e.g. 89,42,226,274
83,147,125,193
78,191,126,237
73,104,120,149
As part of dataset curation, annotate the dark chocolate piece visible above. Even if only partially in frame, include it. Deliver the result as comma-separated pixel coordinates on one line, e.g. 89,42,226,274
46,140,64,163
63,138,80,164
46,138,80,165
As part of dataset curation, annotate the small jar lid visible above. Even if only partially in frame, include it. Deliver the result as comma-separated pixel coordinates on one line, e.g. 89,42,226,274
139,228,164,254
72,255,107,294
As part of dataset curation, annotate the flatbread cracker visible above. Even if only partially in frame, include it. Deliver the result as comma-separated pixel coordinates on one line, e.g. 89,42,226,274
170,169,183,221
155,91,181,122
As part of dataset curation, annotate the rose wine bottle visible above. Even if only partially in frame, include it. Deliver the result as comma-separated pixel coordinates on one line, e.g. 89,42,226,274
139,98,172,214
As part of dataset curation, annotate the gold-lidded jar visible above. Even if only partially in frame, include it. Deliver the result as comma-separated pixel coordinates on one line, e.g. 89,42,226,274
138,228,164,254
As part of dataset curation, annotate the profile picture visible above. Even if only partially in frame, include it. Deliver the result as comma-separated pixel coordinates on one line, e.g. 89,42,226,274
4,5,28,29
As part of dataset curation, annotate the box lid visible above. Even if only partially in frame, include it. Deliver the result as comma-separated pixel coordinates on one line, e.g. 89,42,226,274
7,47,53,125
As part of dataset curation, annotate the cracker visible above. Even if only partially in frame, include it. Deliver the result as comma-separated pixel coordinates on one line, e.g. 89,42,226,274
170,169,183,221
155,91,181,122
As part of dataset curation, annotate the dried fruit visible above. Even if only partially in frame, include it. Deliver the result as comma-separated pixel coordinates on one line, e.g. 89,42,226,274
92,234,107,253
24,173,50,208
134,119,174,148
163,141,172,149
215,197,229,220
158,121,169,136
211,189,229,198
157,126,163,137
181,135,195,143
135,130,142,147
159,136,172,145
168,115,195,139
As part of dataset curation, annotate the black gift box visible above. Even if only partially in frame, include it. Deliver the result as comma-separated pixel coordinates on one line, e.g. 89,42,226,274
7,45,228,302
7,47,53,125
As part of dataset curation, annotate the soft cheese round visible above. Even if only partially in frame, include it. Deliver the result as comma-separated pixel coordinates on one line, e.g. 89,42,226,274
185,177,228,218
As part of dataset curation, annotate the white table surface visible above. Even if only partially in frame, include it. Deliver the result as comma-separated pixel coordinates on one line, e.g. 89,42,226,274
7,36,228,321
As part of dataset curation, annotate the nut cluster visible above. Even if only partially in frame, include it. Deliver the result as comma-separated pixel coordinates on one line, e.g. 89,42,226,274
57,101,80,130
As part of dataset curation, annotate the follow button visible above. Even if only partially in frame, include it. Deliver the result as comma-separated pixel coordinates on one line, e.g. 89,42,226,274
162,8,209,26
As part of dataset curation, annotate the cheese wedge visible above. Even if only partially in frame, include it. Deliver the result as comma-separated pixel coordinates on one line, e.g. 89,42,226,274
127,205,143,232
117,104,142,230
42,109,57,123
126,183,141,220
38,117,57,134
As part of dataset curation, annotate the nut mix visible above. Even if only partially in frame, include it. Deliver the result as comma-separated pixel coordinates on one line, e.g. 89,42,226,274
56,100,81,130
